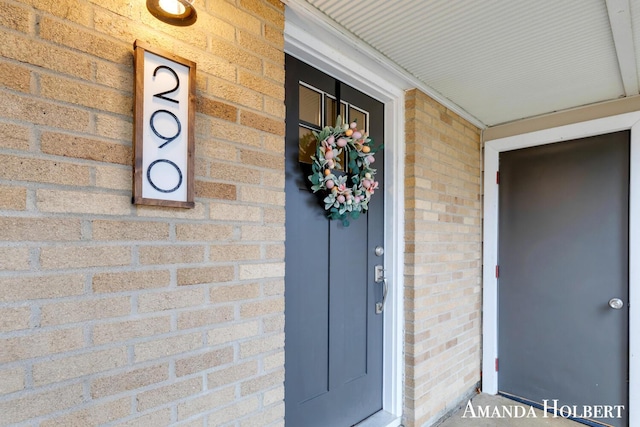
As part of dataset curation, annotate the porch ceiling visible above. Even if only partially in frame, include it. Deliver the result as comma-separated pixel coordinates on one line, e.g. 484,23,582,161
298,0,640,127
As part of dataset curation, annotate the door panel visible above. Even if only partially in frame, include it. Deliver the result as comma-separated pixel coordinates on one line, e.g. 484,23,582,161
498,131,629,427
284,55,384,427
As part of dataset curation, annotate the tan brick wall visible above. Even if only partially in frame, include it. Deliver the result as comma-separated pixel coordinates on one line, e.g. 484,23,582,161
403,89,483,427
0,0,285,425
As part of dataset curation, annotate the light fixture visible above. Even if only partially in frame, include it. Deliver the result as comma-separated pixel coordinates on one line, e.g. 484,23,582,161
147,0,197,26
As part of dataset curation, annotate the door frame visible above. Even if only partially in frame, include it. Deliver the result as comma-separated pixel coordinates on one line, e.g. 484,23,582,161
283,2,405,425
482,111,640,425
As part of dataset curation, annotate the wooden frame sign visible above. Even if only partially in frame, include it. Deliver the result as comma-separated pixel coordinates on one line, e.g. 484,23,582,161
133,40,196,208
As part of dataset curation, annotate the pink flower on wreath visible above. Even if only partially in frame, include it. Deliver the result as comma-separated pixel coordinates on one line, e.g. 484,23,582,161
365,181,379,197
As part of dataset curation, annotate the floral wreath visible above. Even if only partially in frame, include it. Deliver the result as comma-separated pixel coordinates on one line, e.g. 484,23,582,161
307,116,381,226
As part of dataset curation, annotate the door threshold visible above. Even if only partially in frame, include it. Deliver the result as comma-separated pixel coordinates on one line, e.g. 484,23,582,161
354,410,402,427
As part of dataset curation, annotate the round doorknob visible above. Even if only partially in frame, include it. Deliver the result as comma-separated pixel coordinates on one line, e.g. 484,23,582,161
608,298,624,310
374,246,384,256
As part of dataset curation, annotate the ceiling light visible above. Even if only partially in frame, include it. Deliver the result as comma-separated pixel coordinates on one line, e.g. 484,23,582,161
147,0,197,26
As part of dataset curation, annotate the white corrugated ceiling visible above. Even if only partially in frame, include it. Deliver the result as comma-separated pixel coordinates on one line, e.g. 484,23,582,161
299,0,640,126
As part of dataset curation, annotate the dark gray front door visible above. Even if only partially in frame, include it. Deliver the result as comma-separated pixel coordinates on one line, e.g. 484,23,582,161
284,55,385,427
498,131,629,426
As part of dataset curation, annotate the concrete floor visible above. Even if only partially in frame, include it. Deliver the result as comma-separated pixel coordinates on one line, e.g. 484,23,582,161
436,394,580,427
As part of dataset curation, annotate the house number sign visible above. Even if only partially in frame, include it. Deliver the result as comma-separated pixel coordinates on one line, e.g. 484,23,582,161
133,40,196,208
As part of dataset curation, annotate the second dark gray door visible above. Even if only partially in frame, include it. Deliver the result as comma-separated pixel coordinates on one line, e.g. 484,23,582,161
284,55,385,426
498,131,629,426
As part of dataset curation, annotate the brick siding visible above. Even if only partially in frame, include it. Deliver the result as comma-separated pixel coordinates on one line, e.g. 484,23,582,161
0,0,285,425
403,89,483,427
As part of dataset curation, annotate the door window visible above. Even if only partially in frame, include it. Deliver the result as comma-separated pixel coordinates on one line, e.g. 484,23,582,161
297,82,369,168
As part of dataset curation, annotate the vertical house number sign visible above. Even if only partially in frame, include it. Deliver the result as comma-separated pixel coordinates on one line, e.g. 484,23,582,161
133,40,196,208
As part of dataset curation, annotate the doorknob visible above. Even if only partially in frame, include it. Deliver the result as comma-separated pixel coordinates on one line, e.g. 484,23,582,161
608,298,624,310
375,265,388,315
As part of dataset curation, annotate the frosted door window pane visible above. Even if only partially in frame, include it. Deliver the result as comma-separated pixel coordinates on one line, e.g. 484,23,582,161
299,126,315,164
326,98,336,126
299,85,321,127
349,107,367,132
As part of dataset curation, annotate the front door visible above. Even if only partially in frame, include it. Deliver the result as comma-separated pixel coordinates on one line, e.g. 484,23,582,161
284,55,385,426
498,131,629,426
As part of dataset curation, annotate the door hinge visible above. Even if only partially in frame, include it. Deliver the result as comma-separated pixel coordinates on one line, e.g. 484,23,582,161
495,358,499,372
496,171,500,184
495,265,499,278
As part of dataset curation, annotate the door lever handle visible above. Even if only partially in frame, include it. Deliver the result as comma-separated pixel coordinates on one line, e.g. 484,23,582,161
376,277,388,314
375,265,387,314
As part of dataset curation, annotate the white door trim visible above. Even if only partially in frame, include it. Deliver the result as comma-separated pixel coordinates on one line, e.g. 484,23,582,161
284,2,405,424
482,111,640,426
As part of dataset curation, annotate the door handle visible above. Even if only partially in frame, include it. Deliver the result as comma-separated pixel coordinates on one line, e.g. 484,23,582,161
375,265,388,315
608,298,624,310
